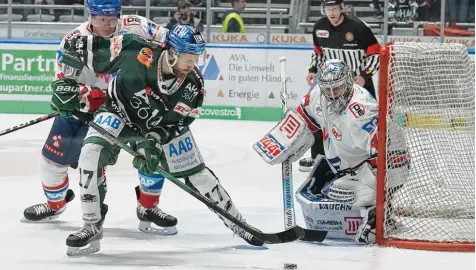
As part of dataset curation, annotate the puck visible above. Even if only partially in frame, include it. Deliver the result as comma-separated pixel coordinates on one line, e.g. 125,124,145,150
283,263,297,269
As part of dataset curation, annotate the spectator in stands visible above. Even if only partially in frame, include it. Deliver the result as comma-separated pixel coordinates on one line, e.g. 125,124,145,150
222,0,246,33
166,0,204,32
343,5,355,16
55,0,84,17
416,0,431,21
371,0,384,19
388,0,418,23
34,0,55,16
446,0,474,22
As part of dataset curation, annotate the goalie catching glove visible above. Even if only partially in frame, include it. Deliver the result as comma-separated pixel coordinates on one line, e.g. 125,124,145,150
253,109,315,165
50,79,106,117
133,133,162,174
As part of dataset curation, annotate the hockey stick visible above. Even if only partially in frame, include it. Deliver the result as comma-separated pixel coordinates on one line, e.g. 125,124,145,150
278,57,327,242
0,112,58,137
72,111,306,245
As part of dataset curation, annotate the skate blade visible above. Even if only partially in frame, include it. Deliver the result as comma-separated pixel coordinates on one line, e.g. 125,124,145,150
298,166,312,172
20,215,60,223
138,221,178,235
67,241,101,257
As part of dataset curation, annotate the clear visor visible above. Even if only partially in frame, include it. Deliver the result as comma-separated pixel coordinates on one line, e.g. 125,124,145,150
89,15,119,36
195,51,206,66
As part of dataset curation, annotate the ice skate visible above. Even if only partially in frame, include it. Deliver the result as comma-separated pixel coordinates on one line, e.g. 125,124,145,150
22,189,75,223
137,205,178,235
66,204,108,257
298,157,315,172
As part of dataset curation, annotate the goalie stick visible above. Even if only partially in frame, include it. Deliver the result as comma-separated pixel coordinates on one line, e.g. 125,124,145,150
0,112,58,137
279,56,327,242
72,110,326,244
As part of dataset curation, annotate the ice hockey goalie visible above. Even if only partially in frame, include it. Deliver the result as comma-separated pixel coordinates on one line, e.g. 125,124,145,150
254,59,381,244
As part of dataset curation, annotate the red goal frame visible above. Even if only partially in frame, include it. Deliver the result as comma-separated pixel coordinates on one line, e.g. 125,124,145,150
375,43,475,252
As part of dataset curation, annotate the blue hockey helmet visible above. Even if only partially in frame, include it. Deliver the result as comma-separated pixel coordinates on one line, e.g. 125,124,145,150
165,24,206,56
87,0,122,16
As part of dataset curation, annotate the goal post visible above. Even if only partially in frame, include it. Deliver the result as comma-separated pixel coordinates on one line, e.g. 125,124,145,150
376,42,475,252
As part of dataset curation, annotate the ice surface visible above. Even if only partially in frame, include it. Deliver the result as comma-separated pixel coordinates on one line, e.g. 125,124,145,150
0,114,473,270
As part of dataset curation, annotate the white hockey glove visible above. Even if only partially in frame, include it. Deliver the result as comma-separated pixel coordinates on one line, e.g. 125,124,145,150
253,109,314,165
321,162,376,206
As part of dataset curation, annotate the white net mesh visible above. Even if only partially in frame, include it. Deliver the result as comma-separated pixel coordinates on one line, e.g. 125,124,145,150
382,42,475,243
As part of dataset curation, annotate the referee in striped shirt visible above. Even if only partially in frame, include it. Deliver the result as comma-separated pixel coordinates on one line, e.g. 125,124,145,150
299,0,380,172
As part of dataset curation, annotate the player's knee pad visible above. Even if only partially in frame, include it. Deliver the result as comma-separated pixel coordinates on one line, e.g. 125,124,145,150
136,172,165,209
186,167,240,224
321,162,376,207
160,128,205,178
78,143,110,223
40,156,70,210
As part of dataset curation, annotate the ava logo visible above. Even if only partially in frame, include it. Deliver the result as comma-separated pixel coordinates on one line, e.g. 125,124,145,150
197,53,224,81
52,135,62,148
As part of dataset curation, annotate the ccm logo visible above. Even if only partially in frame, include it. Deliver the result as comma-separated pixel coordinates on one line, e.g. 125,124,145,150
316,30,329,38
173,102,191,116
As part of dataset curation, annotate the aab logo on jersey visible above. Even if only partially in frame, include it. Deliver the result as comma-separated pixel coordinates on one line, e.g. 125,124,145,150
197,53,224,81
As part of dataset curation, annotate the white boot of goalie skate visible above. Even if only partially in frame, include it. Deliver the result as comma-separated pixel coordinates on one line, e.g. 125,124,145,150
66,204,108,257
21,189,75,223
136,205,178,235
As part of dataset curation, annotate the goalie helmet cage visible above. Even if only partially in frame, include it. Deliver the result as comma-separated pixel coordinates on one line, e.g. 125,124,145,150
376,42,475,252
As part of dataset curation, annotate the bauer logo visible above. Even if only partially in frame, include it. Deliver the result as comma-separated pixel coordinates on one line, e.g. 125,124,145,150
197,53,224,80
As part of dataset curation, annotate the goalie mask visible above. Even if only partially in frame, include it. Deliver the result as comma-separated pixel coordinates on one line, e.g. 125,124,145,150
316,59,354,114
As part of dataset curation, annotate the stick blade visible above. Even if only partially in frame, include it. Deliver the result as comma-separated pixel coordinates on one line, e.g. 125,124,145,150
258,226,303,244
299,228,328,242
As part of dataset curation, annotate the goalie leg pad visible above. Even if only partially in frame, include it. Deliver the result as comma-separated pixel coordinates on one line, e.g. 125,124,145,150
296,177,364,240
254,109,315,165
321,162,376,207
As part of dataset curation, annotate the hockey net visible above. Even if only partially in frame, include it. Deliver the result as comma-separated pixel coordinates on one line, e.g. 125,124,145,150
376,42,475,251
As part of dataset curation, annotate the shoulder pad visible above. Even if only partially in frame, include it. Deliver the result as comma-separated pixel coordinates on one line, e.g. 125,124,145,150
136,35,165,49
121,15,143,27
